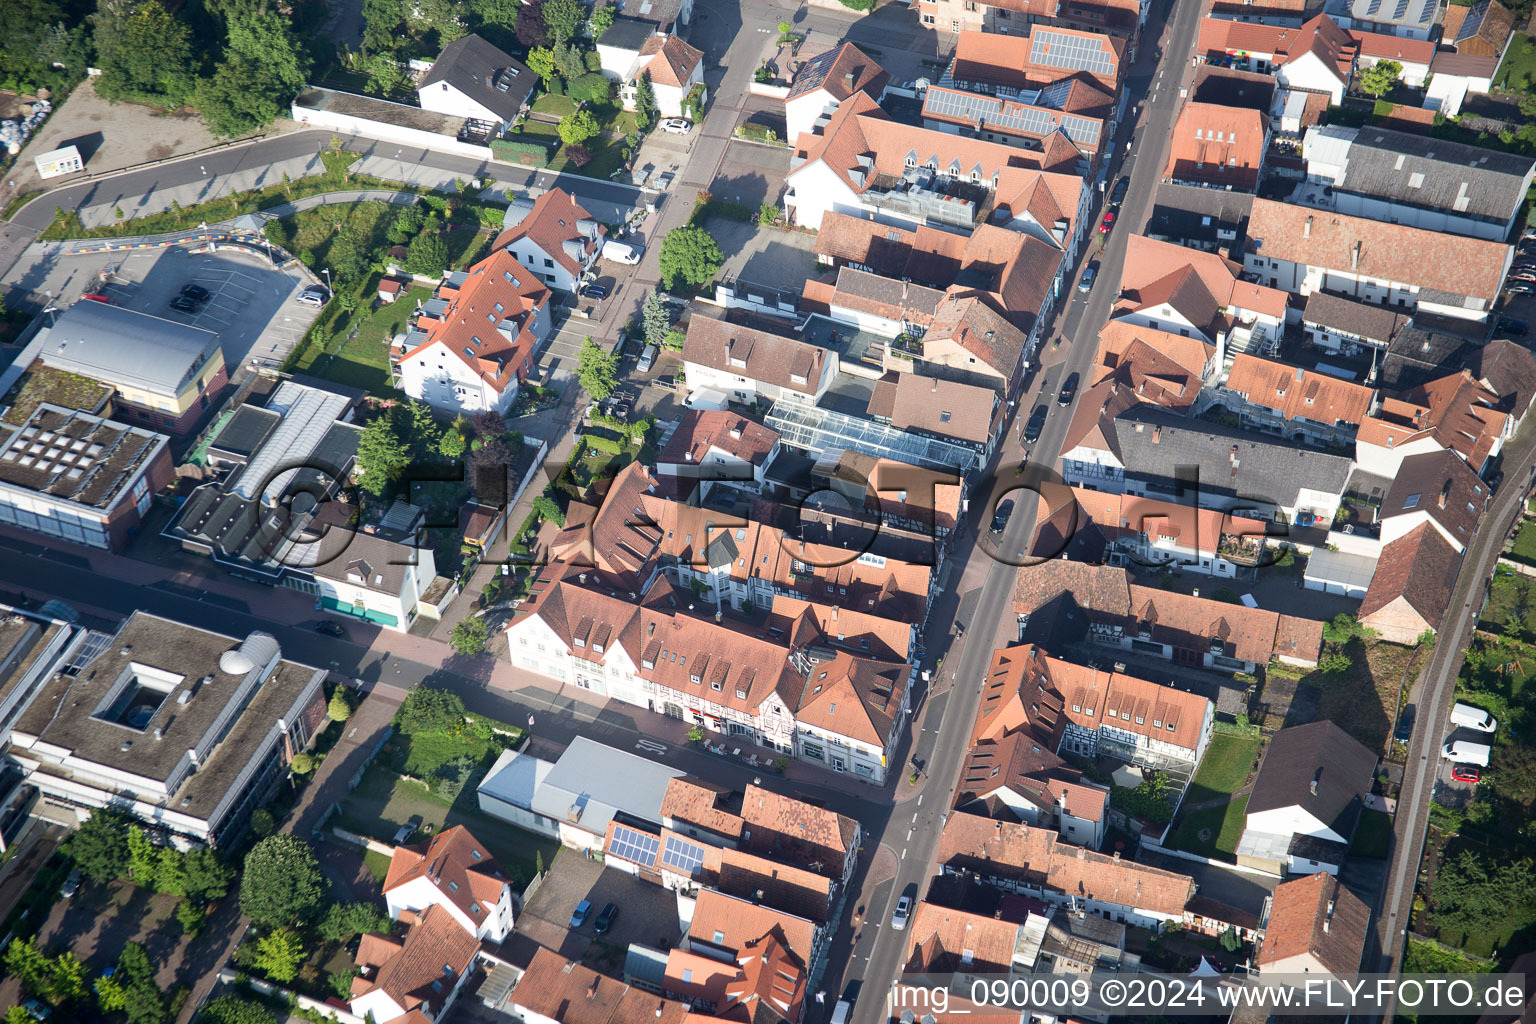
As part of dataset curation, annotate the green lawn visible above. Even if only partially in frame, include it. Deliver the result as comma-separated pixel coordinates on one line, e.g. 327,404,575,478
339,764,557,887
1191,733,1260,795
363,848,392,883
1166,794,1249,860
532,94,578,118
1351,809,1393,858
294,283,430,392
1496,34,1536,93
1508,520,1536,566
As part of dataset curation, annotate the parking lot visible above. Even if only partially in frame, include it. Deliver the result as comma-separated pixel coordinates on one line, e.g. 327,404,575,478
517,849,684,964
2,242,324,374
702,216,818,297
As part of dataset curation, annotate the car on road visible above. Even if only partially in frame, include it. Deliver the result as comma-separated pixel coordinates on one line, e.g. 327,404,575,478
1079,260,1099,293
21,999,50,1022
580,283,608,299
181,283,212,303
891,895,912,930
1110,176,1129,205
314,620,346,637
170,294,200,313
991,498,1015,534
60,869,82,899
1452,764,1481,783
1023,404,1047,443
1058,371,1079,407
1498,317,1528,335
662,118,693,135
570,899,593,928
594,902,619,935
1100,210,1115,230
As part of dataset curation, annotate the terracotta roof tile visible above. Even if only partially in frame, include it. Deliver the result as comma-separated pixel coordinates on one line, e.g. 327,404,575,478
350,904,479,1018
1222,354,1374,427
683,317,831,396
904,903,1024,973
495,187,603,279
788,43,889,102
1164,102,1266,192
740,783,858,876
690,888,820,970
639,34,704,90
383,825,509,924
1359,521,1461,630
659,410,780,468
1256,872,1370,974
662,777,744,839
795,651,906,748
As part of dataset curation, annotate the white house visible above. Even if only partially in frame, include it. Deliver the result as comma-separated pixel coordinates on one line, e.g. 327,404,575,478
350,904,480,1023
1376,449,1487,554
598,18,704,119
498,188,604,293
681,316,837,406
1351,30,1434,86
785,43,889,149
393,248,552,416
418,34,535,129
1273,15,1358,105
655,409,781,500
1236,720,1376,876
382,826,516,942
310,504,439,633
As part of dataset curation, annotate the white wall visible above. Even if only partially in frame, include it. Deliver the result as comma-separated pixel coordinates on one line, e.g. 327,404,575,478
291,97,493,161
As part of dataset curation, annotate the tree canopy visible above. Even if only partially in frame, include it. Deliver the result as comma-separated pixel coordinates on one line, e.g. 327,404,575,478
557,109,600,146
576,337,618,400
1359,59,1402,97
396,685,468,734
94,0,198,109
68,809,130,881
451,616,490,655
658,226,724,291
356,413,411,497
542,0,585,44
1432,848,1536,932
238,835,330,927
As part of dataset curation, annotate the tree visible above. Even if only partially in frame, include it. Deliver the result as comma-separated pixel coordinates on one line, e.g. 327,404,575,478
362,0,407,53
116,942,170,1024
452,616,490,655
1360,59,1402,97
553,42,587,81
405,221,449,278
69,810,129,882
634,72,658,130
198,995,280,1024
532,493,565,526
183,847,233,904
516,0,550,47
657,226,724,291
563,143,592,167
1219,926,1240,952
156,845,189,898
290,751,316,774
439,427,468,459
576,337,618,400
4,937,50,997
591,3,616,35
1432,849,1536,932
93,0,198,109
569,72,612,103
176,898,206,936
328,230,370,283
405,400,444,460
1322,613,1373,644
558,109,600,146
357,413,410,496
47,951,89,1005
525,45,556,83
319,901,394,943
388,203,426,245
249,808,276,836
641,291,672,347
239,835,330,927
1318,651,1352,675
328,690,355,722
543,0,585,44
396,685,467,735
128,826,159,889
198,4,312,138
252,928,305,984
663,329,686,351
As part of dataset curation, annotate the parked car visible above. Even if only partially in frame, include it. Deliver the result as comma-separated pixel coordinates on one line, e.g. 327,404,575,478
296,288,328,307
60,869,82,899
1101,210,1115,230
1023,404,1047,443
580,283,608,299
662,118,693,135
393,814,424,844
80,292,112,304
1451,701,1497,733
1079,260,1099,293
891,895,912,930
594,902,619,935
991,498,1014,534
1443,740,1492,766
21,999,50,1022
603,240,643,264
1452,763,1481,784
638,344,658,372
1110,176,1129,205
1394,704,1416,743
1058,371,1080,407
169,294,199,313
569,899,593,928
1510,283,1536,295
314,620,346,637
181,283,212,303
1498,316,1528,335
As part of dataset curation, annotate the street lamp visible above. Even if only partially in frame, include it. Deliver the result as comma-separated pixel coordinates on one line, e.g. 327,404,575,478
321,268,332,294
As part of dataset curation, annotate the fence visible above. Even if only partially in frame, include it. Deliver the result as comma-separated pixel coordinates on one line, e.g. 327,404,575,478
333,825,396,858
217,969,364,1024
1138,837,1283,879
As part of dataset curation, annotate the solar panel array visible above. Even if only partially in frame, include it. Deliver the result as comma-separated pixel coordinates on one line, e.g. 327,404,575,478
1365,0,1383,15
661,834,707,875
1418,0,1436,23
1392,0,1411,19
610,825,660,864
1030,29,1115,76
924,88,1102,147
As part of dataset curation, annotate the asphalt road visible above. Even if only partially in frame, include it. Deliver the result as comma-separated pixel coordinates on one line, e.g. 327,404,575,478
842,0,1201,1018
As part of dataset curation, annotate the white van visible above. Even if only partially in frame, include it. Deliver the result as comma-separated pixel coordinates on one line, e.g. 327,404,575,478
1443,740,1492,766
638,344,657,372
1451,701,1497,733
603,240,643,265
830,1001,851,1024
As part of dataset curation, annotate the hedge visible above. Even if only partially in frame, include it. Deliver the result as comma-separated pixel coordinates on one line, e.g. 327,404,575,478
490,138,554,166
735,123,786,146
582,433,627,455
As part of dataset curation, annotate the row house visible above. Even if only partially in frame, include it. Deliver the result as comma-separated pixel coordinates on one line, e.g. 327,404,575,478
1012,561,1324,672
681,316,838,407
1195,15,1358,105
1244,198,1512,324
937,814,1196,931
1356,368,1511,477
1209,354,1375,446
918,0,1150,45
505,568,911,783
1115,234,1288,354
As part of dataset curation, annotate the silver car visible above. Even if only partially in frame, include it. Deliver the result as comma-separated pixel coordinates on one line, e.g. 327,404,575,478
891,895,912,930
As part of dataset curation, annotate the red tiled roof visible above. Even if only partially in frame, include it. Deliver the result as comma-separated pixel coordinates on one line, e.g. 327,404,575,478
350,904,479,1018
1223,354,1374,427
659,410,780,468
383,825,509,924
640,34,704,90
1164,102,1266,192
1256,872,1371,974
495,187,603,279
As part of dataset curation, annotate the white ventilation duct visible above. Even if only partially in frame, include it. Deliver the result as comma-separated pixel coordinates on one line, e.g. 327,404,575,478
219,631,280,675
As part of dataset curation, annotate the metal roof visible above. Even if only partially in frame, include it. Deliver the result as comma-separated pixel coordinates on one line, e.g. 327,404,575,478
39,301,222,398
529,736,684,835
238,381,353,503
765,396,980,473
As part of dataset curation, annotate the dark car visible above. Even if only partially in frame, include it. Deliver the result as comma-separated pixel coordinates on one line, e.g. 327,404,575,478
1079,260,1099,293
1510,283,1536,295
1498,317,1528,335
1110,176,1129,205
169,294,199,313
594,902,619,935
181,283,212,302
580,283,608,299
569,899,593,928
990,498,1015,534
1023,404,1047,443
1058,372,1080,407
314,620,346,638
1394,703,1416,743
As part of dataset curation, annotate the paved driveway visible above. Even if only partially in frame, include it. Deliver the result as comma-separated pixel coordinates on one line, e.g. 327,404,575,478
518,851,683,962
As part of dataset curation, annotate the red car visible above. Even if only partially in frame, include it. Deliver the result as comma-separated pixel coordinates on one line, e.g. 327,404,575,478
80,293,112,303
1101,211,1116,229
1452,764,1481,784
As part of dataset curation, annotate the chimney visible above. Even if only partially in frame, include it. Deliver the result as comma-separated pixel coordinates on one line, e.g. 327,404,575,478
588,983,599,1000
1352,241,1361,271
1152,426,1161,444
1304,215,1312,239
1438,481,1450,509
845,71,857,90
1230,444,1239,464
1309,779,1318,795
